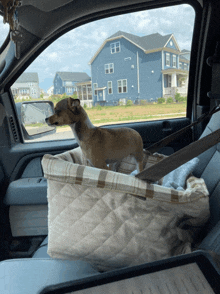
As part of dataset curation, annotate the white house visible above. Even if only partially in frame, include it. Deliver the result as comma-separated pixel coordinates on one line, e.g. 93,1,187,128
11,72,40,99
47,86,54,96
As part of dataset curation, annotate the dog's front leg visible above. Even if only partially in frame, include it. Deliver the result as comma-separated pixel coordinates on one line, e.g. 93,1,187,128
90,157,110,170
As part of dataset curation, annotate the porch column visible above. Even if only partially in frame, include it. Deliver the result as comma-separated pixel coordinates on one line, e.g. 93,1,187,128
103,89,105,101
171,73,177,87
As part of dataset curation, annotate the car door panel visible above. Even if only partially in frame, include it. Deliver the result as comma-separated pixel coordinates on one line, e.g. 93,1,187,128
9,205,48,237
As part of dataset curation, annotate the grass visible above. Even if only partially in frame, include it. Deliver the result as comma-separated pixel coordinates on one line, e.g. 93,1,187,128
86,103,186,124
15,95,187,127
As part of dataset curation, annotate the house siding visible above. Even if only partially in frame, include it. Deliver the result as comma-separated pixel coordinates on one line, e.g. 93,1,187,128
91,32,189,105
11,82,40,99
11,73,40,99
92,38,163,105
54,74,63,94
166,37,178,50
92,38,164,104
139,50,163,100
54,75,76,95
54,73,90,96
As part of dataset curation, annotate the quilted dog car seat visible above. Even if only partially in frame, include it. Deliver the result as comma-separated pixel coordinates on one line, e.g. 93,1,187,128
1,110,220,293
42,146,210,272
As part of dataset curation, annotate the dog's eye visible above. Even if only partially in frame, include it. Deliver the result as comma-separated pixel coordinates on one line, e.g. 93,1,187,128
55,109,61,115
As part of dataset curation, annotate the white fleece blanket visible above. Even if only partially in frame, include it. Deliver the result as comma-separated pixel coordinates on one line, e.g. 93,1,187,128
42,147,210,271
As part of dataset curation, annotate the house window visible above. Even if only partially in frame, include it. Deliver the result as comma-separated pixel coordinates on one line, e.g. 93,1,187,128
105,63,114,74
93,83,98,95
87,86,92,94
118,79,127,93
179,62,182,69
172,55,176,67
164,75,171,88
66,87,72,93
108,81,113,94
65,81,72,86
184,63,188,70
87,86,92,100
110,42,120,54
166,53,170,66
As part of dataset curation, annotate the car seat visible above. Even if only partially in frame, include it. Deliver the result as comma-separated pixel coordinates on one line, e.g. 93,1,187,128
0,109,220,293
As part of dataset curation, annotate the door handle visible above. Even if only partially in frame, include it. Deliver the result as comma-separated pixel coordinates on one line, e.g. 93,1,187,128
162,121,172,133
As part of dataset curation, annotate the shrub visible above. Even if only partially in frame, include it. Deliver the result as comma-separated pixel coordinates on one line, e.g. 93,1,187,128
126,100,133,106
175,93,186,103
181,96,187,102
140,100,147,105
62,93,68,99
166,97,173,104
83,103,87,109
157,97,165,104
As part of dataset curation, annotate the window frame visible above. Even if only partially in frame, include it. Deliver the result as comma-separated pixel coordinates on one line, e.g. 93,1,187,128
110,41,120,54
108,81,113,94
105,63,114,74
93,83,98,96
166,53,170,66
172,55,176,68
118,79,127,93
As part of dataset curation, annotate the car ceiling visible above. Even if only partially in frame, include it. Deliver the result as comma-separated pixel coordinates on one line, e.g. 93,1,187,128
0,0,203,90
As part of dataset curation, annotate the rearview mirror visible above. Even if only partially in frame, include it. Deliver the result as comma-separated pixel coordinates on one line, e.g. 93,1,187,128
16,101,56,140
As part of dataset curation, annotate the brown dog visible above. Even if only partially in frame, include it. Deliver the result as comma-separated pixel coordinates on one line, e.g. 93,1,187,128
45,98,143,172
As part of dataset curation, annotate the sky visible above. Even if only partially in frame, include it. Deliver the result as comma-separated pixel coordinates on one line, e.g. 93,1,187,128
0,4,195,91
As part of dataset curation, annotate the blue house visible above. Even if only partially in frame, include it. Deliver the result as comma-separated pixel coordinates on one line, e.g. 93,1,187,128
53,72,91,96
89,31,190,106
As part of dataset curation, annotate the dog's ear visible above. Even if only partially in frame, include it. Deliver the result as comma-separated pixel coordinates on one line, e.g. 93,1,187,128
67,98,80,109
67,97,81,115
72,99,80,107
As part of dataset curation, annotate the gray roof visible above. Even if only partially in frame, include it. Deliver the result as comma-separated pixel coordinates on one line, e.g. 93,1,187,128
179,55,188,61
181,49,190,53
108,31,173,51
56,72,90,82
16,72,39,83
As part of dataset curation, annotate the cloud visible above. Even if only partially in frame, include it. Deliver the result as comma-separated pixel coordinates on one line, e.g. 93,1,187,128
0,4,195,88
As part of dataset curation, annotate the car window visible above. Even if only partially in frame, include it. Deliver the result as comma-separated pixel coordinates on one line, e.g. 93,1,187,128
0,15,9,48
12,4,195,142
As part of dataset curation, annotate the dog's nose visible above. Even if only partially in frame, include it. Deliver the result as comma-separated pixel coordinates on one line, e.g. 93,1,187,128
45,118,49,123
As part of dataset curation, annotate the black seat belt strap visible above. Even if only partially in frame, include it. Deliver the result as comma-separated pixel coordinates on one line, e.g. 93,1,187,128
136,127,220,182
145,105,220,154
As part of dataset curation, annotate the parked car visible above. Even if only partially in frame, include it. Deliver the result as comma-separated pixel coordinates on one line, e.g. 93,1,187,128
0,0,220,293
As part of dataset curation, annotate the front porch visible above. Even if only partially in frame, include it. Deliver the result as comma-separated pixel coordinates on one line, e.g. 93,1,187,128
163,86,188,96
162,68,188,99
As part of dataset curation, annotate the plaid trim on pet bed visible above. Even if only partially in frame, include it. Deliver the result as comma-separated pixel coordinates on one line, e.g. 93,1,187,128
43,148,208,203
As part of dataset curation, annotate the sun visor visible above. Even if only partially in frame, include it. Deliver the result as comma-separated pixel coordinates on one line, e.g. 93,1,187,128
21,0,73,12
